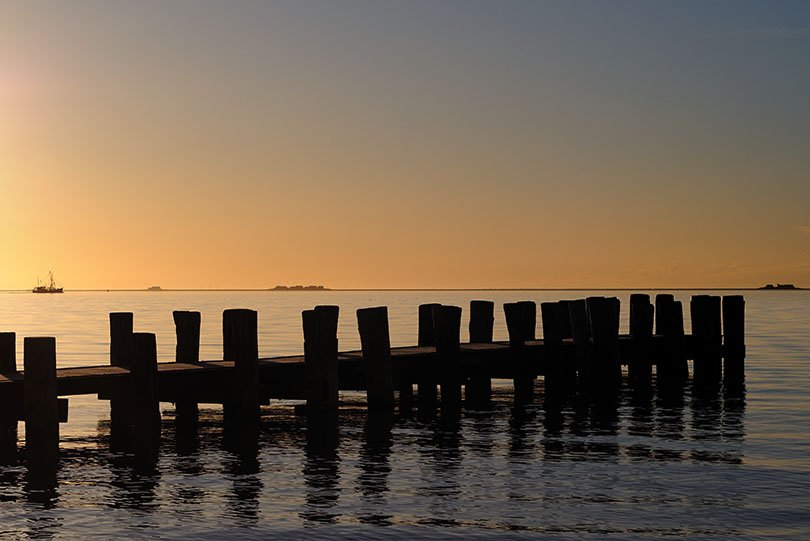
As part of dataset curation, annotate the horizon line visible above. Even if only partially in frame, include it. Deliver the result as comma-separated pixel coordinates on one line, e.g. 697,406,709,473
1,286,803,293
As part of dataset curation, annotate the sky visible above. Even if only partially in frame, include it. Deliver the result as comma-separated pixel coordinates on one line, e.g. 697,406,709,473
1,1,809,289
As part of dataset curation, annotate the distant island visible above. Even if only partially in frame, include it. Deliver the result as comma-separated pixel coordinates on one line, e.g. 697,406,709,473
271,285,329,291
147,286,163,291
759,283,802,290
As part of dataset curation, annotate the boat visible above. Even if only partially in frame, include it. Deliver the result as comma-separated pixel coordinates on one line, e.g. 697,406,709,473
33,271,64,293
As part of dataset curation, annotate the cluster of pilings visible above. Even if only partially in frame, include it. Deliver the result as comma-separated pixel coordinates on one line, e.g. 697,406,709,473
0,293,745,470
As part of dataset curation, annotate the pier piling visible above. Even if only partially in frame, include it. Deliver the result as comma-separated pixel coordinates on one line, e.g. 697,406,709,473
722,295,746,383
435,305,462,416
303,306,340,421
109,312,134,448
629,294,654,389
466,300,494,409
131,332,161,449
416,304,440,416
0,332,17,460
357,307,394,415
23,337,59,459
504,301,536,405
223,309,259,423
691,295,722,387
173,310,201,423
586,297,621,393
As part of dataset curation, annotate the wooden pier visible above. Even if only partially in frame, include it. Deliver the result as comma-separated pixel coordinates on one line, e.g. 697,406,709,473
0,294,745,455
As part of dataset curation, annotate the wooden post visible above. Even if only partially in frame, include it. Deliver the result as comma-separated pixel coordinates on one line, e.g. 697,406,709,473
418,303,440,347
722,295,745,383
586,296,621,394
466,300,493,409
656,297,687,389
110,312,133,368
0,333,17,459
654,294,674,336
504,301,536,405
303,305,339,420
109,312,133,448
541,302,567,404
24,337,59,457
223,309,259,423
173,311,201,423
417,303,440,416
435,305,462,416
691,295,722,386
131,332,161,449
629,294,654,388
357,307,394,414
568,299,592,395
469,300,494,343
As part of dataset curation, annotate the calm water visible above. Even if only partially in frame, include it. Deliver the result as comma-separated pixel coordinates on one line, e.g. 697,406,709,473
1,290,809,540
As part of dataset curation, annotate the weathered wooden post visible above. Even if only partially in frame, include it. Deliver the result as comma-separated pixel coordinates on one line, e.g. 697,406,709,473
357,306,394,414
691,295,722,387
416,303,440,416
654,294,674,336
418,303,440,347
131,332,161,453
24,337,59,459
656,296,688,389
568,299,592,395
434,305,462,416
173,311,201,424
586,297,621,394
541,302,568,405
109,312,133,447
466,300,494,409
504,301,536,405
0,333,17,459
722,295,746,383
469,300,494,343
223,309,259,423
629,294,654,388
303,305,340,420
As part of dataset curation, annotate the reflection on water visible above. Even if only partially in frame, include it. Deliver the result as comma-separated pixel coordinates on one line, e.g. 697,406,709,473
0,379,762,539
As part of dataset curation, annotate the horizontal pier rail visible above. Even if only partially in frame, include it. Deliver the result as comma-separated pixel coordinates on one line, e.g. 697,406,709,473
0,294,746,452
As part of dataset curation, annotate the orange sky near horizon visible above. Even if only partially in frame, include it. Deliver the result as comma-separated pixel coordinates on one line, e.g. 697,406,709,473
2,2,809,290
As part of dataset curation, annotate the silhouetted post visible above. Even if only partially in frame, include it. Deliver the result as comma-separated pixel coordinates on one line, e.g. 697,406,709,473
223,309,259,423
0,333,17,461
173,311,201,424
722,295,746,383
469,300,494,343
131,332,161,454
357,307,394,415
504,301,536,405
466,300,494,409
586,297,621,394
541,302,568,405
418,303,440,347
303,306,339,421
24,337,59,459
568,299,592,395
434,305,462,416
656,296,688,389
417,303,440,416
691,295,722,387
109,312,133,448
654,294,674,336
629,294,654,388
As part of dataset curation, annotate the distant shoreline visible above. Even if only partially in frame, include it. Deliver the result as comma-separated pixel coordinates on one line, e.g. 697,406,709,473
1,287,804,292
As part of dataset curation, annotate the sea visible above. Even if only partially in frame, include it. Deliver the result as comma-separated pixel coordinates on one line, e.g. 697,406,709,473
0,289,808,540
